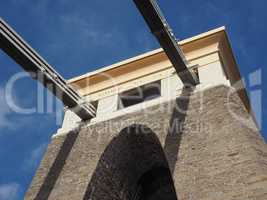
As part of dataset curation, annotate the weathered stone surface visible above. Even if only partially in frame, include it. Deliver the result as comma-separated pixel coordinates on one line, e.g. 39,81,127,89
25,85,267,200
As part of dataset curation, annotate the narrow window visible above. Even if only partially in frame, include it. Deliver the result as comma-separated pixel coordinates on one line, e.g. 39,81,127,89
91,100,99,113
192,67,199,81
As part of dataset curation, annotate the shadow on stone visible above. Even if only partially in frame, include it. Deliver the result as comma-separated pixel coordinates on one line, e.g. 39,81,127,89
34,131,79,200
83,124,178,200
164,87,193,174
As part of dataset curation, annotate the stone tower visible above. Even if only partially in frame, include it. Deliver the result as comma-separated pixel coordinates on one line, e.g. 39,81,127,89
25,27,267,200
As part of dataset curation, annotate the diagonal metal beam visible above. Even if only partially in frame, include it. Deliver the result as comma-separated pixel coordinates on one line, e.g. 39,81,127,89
0,18,96,121
133,0,199,86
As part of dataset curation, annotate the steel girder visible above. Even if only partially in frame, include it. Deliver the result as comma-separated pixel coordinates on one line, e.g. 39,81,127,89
0,18,96,121
133,0,199,86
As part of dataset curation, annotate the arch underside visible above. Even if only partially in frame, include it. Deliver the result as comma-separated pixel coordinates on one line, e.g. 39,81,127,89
83,124,178,200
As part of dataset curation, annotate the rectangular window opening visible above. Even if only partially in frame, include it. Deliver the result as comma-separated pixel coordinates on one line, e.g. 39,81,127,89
118,80,161,109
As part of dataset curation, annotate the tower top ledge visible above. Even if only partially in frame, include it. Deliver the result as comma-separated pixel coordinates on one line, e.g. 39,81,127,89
66,26,248,111
68,26,235,85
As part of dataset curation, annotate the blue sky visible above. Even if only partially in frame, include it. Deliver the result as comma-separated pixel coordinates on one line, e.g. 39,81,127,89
0,0,266,199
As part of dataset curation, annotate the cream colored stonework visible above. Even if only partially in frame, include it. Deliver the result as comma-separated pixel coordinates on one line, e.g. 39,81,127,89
54,26,248,137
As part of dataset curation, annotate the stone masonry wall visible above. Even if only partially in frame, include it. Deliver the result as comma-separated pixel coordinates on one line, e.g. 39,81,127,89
25,85,267,200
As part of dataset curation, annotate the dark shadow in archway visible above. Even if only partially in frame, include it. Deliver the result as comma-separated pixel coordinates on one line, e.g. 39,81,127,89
134,166,177,200
164,87,193,174
83,124,178,200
